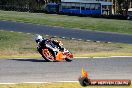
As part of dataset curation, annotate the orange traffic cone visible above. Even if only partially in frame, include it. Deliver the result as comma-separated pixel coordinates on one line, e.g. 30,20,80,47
82,67,88,78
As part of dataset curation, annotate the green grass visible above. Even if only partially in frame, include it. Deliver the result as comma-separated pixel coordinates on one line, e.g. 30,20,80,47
0,10,132,34
0,82,131,88
0,30,38,58
1,30,132,58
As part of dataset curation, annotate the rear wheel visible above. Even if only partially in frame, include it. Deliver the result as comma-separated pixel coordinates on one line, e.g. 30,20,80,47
42,49,55,62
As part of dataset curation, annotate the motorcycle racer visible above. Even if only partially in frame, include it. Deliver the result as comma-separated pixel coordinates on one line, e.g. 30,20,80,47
35,34,73,62
35,34,64,58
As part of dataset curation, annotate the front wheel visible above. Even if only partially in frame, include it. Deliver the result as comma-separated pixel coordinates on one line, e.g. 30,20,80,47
65,58,72,62
41,49,55,62
64,52,73,62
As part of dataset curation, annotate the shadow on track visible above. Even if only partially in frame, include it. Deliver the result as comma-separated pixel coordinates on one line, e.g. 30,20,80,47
9,59,48,62
9,59,66,62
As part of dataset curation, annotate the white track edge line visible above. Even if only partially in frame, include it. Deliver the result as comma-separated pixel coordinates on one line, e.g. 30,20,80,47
0,81,78,84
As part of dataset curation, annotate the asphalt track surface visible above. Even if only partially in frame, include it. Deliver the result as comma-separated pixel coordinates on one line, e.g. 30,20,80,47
0,21,132,44
0,57,132,83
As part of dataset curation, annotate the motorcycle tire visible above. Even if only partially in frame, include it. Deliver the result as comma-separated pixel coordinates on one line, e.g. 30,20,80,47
64,52,73,62
65,58,72,62
79,77,91,87
41,48,55,62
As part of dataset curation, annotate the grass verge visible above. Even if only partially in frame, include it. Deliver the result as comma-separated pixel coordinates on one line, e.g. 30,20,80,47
0,82,131,88
0,30,132,58
0,10,132,34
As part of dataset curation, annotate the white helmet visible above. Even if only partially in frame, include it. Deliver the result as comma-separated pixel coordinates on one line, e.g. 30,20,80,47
35,34,43,43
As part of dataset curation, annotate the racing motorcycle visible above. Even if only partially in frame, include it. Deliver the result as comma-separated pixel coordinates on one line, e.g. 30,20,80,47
35,35,73,62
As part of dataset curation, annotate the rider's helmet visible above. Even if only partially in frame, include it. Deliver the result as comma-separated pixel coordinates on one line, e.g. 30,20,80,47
35,34,43,43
